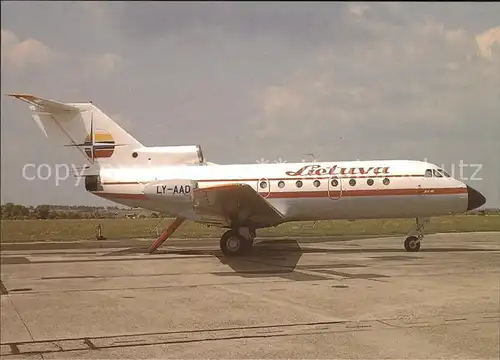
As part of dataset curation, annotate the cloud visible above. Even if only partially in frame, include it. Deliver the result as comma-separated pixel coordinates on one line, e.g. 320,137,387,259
262,86,303,116
84,53,123,77
109,2,356,47
1,28,59,70
77,2,108,21
0,28,121,81
254,16,499,142
475,26,500,59
348,2,371,17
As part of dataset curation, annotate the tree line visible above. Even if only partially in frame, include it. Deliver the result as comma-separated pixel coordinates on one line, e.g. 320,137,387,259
1,203,167,220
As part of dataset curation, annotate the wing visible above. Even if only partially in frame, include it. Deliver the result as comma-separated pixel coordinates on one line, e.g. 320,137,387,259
192,183,284,228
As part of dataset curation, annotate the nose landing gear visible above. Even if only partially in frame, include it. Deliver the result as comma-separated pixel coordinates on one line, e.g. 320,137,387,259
404,218,429,252
404,236,421,252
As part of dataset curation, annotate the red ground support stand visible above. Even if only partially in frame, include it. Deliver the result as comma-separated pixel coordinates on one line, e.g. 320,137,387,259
148,217,185,254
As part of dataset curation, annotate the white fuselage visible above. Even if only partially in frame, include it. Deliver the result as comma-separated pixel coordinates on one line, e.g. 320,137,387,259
92,160,469,227
9,93,483,236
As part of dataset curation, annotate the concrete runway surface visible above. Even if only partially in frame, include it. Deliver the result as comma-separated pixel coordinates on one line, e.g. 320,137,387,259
1,232,499,359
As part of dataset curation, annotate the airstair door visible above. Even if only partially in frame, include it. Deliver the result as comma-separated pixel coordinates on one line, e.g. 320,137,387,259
257,178,271,198
327,176,343,200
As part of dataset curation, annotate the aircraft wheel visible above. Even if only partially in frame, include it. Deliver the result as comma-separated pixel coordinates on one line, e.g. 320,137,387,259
404,236,421,252
220,230,252,256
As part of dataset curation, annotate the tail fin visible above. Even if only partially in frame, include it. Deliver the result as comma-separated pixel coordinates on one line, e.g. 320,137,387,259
7,94,143,169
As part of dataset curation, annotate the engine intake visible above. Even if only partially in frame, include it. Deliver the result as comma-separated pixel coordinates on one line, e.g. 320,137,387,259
84,175,103,192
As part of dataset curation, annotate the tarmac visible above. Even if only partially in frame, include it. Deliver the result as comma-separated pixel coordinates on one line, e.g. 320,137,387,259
1,232,499,359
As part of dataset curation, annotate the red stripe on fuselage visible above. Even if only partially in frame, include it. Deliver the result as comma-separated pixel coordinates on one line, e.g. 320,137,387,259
93,187,467,200
101,174,424,186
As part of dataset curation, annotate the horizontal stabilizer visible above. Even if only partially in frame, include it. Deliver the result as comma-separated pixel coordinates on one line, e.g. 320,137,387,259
7,93,80,113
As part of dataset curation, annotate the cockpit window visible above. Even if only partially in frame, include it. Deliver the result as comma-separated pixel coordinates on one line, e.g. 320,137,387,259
441,169,451,177
425,168,451,178
433,169,443,177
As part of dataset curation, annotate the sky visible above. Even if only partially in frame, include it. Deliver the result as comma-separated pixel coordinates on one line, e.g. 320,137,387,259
1,1,499,207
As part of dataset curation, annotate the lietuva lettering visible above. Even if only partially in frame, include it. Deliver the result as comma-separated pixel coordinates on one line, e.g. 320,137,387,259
285,164,390,177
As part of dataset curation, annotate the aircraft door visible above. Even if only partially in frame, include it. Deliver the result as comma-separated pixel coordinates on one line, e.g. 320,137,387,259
327,176,343,200
257,178,271,198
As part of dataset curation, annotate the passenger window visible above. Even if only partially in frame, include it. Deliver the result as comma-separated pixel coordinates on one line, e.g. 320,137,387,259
313,180,321,188
349,179,356,186
278,180,285,188
383,178,390,185
425,169,433,177
367,178,374,186
330,179,338,187
296,180,303,188
259,181,267,189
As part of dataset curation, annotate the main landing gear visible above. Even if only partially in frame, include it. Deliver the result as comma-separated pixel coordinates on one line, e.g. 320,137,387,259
220,227,256,256
148,217,256,257
404,218,429,252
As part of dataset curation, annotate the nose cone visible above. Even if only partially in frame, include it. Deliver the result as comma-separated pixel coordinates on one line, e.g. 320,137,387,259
467,185,486,211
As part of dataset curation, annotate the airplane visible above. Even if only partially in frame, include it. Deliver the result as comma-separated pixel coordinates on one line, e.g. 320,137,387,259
7,93,487,256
